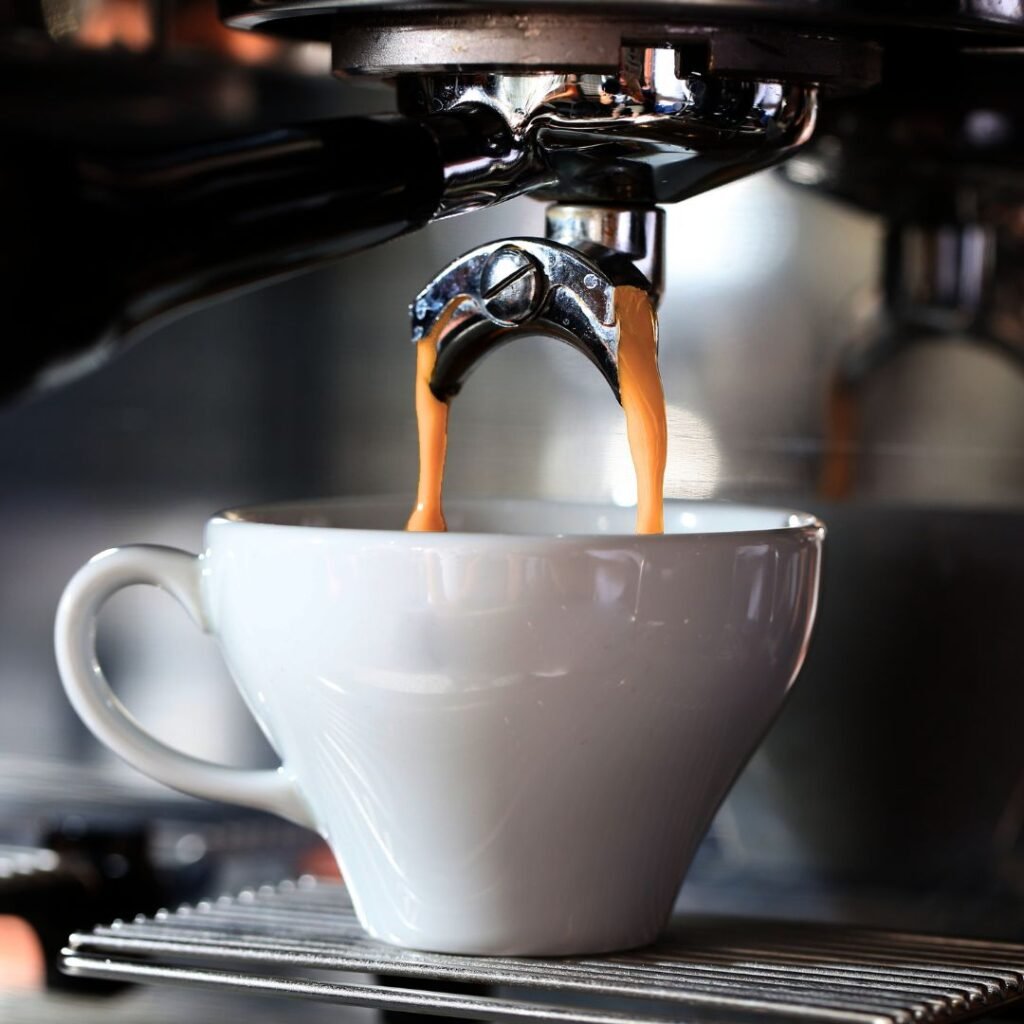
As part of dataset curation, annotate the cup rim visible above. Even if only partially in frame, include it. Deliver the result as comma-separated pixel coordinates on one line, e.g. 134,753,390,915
211,496,826,542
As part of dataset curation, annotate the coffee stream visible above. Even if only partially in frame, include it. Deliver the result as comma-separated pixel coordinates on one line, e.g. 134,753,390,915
614,285,667,534
406,297,468,533
407,286,667,534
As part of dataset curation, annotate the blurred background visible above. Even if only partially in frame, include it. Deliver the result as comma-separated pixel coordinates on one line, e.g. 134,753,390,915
3,0,1024,1012
7,151,1024,918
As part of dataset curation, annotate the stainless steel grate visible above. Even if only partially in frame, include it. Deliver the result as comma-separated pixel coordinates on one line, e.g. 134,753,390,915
63,878,1024,1024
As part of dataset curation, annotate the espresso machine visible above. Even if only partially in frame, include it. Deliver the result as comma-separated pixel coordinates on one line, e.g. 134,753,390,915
4,1,1024,1021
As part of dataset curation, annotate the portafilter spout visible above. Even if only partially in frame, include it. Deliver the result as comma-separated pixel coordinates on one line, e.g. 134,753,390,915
545,205,665,305
412,238,654,404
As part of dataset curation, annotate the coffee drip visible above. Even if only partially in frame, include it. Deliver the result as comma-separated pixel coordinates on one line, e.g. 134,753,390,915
407,286,667,535
407,296,467,533
614,286,666,535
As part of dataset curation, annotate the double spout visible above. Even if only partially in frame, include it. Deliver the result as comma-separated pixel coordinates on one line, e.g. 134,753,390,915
400,39,822,406
413,206,664,404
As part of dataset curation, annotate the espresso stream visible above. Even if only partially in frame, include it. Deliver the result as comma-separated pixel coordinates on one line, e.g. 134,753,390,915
407,285,667,534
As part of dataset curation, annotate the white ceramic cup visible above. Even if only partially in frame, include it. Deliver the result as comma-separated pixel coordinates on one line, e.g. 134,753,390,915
55,498,824,956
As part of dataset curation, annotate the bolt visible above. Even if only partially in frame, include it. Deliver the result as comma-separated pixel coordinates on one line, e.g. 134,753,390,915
479,245,545,325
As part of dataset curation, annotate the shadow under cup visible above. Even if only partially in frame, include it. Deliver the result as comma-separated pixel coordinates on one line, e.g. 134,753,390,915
59,498,825,956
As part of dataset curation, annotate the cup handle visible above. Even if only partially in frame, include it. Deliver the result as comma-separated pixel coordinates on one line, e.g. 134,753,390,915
54,545,316,830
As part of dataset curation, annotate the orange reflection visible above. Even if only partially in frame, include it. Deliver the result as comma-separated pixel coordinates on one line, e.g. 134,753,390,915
298,840,342,879
77,0,152,51
173,0,281,64
76,0,283,64
0,916,44,990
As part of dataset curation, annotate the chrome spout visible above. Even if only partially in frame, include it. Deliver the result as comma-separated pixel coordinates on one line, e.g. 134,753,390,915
411,238,654,404
545,205,665,305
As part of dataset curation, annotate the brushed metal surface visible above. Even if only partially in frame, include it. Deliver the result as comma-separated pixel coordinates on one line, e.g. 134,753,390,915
64,877,1024,1023
221,0,1024,42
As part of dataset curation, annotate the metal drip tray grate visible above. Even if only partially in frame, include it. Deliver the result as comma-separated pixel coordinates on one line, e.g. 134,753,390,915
63,878,1024,1024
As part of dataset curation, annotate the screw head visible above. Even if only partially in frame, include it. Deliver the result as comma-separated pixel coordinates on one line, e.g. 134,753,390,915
479,245,545,325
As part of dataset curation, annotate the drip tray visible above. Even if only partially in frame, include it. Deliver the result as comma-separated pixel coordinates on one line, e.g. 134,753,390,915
63,878,1024,1024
